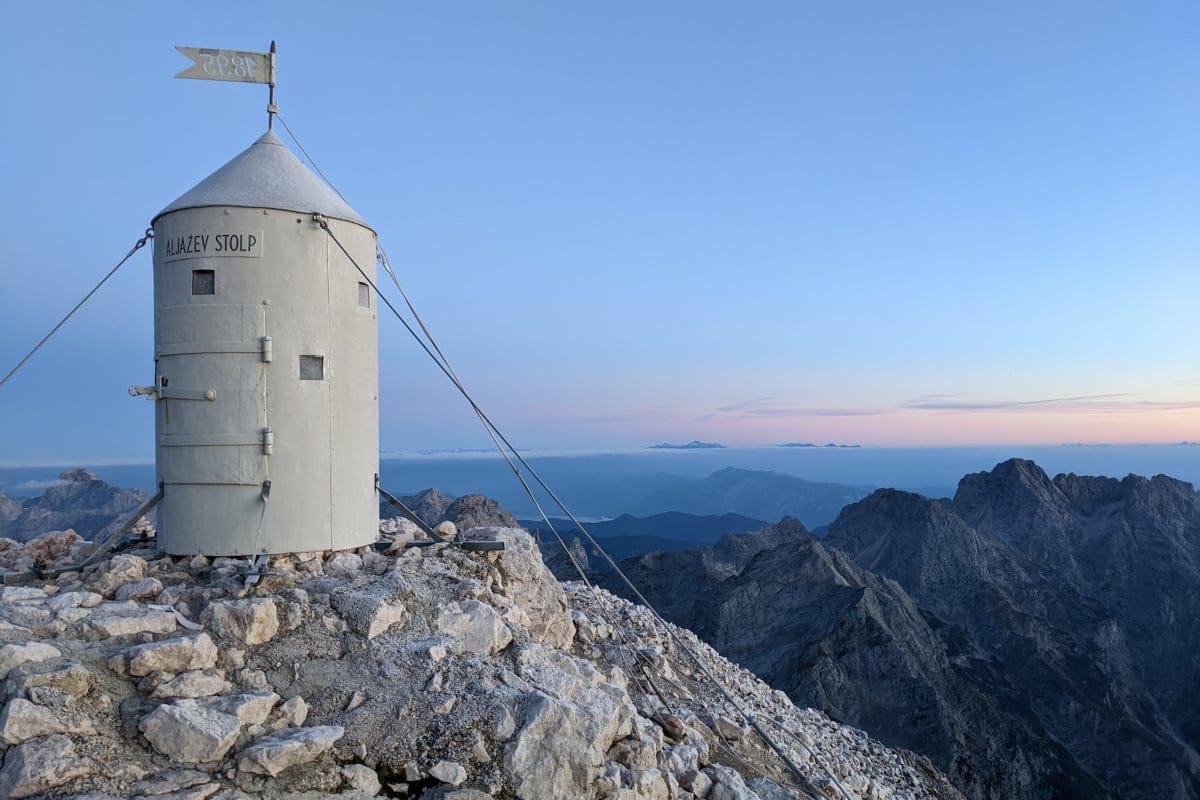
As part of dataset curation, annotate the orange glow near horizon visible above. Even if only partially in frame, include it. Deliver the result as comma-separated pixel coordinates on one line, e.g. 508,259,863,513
669,408,1200,448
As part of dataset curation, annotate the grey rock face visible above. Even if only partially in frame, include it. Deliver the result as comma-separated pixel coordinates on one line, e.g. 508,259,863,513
828,460,1200,799
140,702,242,763
445,494,519,530
0,734,94,798
236,725,345,776
0,467,149,542
0,490,21,528
201,598,279,645
504,691,619,799
615,459,1200,800
127,633,219,676
380,487,455,525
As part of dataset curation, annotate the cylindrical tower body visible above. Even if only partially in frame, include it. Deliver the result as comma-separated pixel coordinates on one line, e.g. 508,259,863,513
149,131,379,555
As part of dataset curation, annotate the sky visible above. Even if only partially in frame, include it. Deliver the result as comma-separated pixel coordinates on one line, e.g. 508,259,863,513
1,1,1197,464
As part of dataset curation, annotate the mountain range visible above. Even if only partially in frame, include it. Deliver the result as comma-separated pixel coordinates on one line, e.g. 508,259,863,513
630,466,874,526
0,467,149,542
8,457,1198,798
601,459,1200,799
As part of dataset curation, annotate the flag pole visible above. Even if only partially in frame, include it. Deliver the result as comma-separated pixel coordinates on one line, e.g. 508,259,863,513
267,41,278,130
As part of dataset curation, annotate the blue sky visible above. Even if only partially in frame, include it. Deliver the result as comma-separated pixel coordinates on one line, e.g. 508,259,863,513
1,1,1197,463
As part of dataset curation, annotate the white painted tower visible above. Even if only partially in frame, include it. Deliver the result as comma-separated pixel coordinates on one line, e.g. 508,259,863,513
146,130,379,555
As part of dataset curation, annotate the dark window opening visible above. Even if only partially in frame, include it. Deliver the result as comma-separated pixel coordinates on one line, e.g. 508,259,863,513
299,355,325,381
191,270,215,295
358,282,371,308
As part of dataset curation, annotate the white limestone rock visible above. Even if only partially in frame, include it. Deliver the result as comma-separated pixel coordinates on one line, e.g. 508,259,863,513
429,759,468,786
325,552,362,577
0,587,47,603
610,715,664,770
341,764,383,795
211,690,281,726
463,527,575,649
139,701,242,763
704,764,761,800
236,725,345,777
0,697,98,744
115,576,164,601
596,763,670,800
332,589,409,640
0,641,60,679
128,632,219,677
128,767,212,796
87,553,148,597
680,769,714,797
746,777,793,800
202,598,279,645
151,670,231,699
665,744,700,777
0,734,94,798
88,603,176,638
278,695,309,726
435,599,512,655
505,691,622,800
9,662,92,700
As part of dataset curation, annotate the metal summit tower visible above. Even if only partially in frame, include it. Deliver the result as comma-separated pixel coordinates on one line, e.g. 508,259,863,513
140,129,380,556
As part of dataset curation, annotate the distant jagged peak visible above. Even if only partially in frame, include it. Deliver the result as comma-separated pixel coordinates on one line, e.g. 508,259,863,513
1050,471,1126,513
951,458,1070,539
847,486,937,513
58,467,101,483
828,487,948,534
823,490,982,589
706,515,814,579
4,467,149,543
955,458,1062,504
713,514,809,551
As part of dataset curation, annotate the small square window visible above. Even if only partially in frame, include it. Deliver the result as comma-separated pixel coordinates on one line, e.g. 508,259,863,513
299,355,324,381
192,270,215,295
357,282,371,308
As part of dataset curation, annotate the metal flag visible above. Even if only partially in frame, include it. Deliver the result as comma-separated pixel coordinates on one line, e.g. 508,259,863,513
175,46,274,85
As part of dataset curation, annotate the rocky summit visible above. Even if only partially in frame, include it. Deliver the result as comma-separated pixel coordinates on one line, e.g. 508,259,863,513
0,519,962,799
608,460,1200,800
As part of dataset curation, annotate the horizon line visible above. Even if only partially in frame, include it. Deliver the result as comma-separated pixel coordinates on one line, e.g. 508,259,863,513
3,440,1197,470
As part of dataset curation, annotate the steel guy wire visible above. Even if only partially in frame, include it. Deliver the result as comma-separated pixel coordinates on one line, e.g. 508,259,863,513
315,215,674,713
281,110,834,796
1,228,154,391
315,216,830,797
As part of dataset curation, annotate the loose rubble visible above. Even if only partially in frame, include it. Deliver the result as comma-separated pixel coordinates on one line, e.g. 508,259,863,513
0,525,963,799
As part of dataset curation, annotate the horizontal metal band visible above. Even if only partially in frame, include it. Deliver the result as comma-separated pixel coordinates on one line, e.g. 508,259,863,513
159,433,263,447
157,341,263,357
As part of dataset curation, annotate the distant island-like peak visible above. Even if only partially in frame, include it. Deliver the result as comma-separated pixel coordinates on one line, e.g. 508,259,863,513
776,442,862,449
647,440,726,450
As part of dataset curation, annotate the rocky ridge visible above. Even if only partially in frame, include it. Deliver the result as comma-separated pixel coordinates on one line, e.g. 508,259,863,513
0,521,962,799
380,490,519,533
606,460,1200,800
0,469,150,544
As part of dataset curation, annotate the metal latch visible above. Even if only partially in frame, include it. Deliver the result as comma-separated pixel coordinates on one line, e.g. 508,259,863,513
262,427,274,455
260,336,273,363
154,375,215,401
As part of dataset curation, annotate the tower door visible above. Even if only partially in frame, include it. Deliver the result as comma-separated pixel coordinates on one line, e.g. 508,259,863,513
156,304,269,486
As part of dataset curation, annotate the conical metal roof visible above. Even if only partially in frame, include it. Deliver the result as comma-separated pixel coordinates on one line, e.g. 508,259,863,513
154,130,370,229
